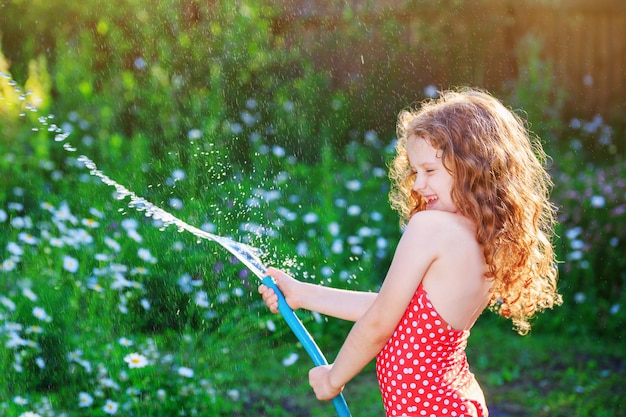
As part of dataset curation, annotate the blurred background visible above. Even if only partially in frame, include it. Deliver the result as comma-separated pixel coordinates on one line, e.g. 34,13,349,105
1,1,624,416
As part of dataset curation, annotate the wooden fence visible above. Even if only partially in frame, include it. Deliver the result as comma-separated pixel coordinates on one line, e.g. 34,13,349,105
272,0,626,119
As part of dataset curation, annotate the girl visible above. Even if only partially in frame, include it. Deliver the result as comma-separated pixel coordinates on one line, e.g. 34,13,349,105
259,88,562,417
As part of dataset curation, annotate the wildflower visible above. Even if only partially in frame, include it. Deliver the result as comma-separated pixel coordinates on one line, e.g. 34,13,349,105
364,130,380,146
118,337,133,347
140,298,151,310
590,195,606,208
177,273,202,293
194,291,210,308
569,118,582,129
54,202,77,224
81,218,100,228
87,279,104,293
8,241,24,256
282,352,299,367
33,306,52,322
229,121,243,134
18,232,38,245
187,128,202,140
246,98,258,109
277,206,297,221
240,110,256,126
14,396,28,405
49,237,64,248
22,288,38,301
5,331,28,349
104,236,121,252
124,352,149,369
130,266,149,275
327,222,340,237
302,212,319,224
137,248,157,264
18,412,42,417
77,359,92,373
201,222,216,233
351,245,364,255
373,167,386,178
178,366,194,378
283,101,294,112
1,258,18,272
296,241,308,257
111,273,134,290
272,145,285,157
100,378,120,390
78,392,94,408
321,266,333,277
10,216,26,228
567,251,583,261
171,169,186,181
610,304,620,315
0,209,7,222
1,296,16,311
35,357,45,369
127,229,143,243
371,211,384,221
25,325,43,334
89,207,104,218
227,389,240,401
69,228,93,245
570,239,584,250
345,179,362,191
63,255,79,273
103,399,119,415
8,202,24,211
331,239,343,254
422,84,438,98
67,349,83,362
94,253,109,262
168,197,183,210
121,218,138,231
217,292,229,303
574,292,586,304
347,205,362,216
565,227,583,240
157,389,167,401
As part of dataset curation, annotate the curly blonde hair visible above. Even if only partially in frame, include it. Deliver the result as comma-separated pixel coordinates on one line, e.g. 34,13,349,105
389,88,562,334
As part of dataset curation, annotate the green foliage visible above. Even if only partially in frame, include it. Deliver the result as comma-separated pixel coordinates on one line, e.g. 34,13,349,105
1,1,624,416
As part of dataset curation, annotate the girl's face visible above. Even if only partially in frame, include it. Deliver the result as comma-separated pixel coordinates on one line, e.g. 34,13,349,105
407,136,457,213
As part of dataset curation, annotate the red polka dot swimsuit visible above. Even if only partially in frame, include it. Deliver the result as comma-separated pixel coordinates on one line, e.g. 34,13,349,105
376,283,488,417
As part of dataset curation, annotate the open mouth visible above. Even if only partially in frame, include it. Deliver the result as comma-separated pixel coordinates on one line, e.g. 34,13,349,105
424,195,438,207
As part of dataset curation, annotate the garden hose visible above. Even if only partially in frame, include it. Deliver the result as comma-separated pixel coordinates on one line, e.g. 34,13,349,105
261,276,352,417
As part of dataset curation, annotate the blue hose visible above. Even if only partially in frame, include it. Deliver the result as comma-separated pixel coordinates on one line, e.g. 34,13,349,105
261,276,351,417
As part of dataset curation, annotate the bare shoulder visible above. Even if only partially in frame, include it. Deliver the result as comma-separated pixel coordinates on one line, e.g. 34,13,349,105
404,210,477,248
408,211,491,330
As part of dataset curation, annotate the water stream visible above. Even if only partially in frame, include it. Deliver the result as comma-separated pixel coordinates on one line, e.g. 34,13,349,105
77,154,269,280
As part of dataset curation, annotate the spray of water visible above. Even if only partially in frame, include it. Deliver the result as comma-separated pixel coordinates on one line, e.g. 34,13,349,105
77,154,269,280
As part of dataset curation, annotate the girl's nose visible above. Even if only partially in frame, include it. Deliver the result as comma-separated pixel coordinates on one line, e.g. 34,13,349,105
413,173,425,192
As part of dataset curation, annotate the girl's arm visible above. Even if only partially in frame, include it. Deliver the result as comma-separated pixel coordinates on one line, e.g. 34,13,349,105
309,212,443,400
260,267,377,322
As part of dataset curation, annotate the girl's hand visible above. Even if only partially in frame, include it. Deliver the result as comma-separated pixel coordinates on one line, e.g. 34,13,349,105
257,266,301,313
309,364,344,401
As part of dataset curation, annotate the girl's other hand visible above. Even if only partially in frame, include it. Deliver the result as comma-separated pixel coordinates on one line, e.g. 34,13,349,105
257,266,301,313
309,364,344,401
